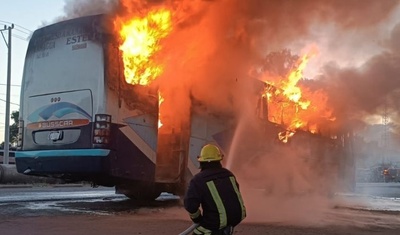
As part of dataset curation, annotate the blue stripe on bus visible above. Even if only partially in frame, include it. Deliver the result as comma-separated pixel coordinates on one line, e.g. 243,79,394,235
15,149,110,158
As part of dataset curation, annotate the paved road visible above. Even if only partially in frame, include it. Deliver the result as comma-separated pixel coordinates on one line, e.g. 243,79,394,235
1,183,400,235
355,182,400,198
0,184,180,217
0,183,399,214
0,184,120,202
0,182,399,217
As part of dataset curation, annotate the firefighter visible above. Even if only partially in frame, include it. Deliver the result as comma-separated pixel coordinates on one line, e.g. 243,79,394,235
184,144,246,235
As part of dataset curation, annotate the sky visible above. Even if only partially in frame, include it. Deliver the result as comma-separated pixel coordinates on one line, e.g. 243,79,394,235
0,0,65,143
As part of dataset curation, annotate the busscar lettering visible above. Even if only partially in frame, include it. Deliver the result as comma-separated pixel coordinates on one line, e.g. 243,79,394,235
39,120,74,129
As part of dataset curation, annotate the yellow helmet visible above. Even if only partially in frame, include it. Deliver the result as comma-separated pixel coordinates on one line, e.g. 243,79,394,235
198,144,223,162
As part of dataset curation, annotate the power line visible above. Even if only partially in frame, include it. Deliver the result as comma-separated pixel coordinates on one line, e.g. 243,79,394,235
0,84,20,87
14,28,30,35
12,33,29,41
0,20,32,34
0,26,29,41
0,98,19,106
0,93,19,96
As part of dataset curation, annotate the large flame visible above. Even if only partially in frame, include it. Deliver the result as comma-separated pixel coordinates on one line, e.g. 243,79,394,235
115,9,173,86
114,8,173,130
158,91,164,129
283,54,311,109
114,7,333,140
264,51,334,142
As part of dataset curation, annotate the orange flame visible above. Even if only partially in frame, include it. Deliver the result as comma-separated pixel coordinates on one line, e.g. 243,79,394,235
264,51,334,142
115,9,173,86
283,54,311,109
278,130,295,143
158,92,164,129
115,8,173,130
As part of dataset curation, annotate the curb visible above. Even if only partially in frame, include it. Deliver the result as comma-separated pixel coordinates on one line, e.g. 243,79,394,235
0,184,33,188
51,184,84,188
0,184,86,189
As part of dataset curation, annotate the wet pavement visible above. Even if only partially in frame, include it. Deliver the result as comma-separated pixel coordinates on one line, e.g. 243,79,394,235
0,184,180,217
1,183,400,218
1,183,400,235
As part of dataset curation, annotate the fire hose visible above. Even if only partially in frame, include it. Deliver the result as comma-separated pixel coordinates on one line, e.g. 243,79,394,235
178,223,198,235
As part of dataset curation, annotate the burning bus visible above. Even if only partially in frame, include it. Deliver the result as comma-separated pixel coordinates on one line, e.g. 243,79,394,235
15,11,355,199
15,14,231,199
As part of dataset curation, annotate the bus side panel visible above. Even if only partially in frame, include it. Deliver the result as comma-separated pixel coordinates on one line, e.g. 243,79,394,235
109,127,156,182
105,88,159,182
103,40,160,183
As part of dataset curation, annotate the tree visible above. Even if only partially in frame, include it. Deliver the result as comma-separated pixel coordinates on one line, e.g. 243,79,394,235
10,110,19,144
261,49,299,77
1,110,19,149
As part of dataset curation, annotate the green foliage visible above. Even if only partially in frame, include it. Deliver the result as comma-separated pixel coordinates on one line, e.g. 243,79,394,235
10,110,19,144
0,110,19,149
261,49,299,77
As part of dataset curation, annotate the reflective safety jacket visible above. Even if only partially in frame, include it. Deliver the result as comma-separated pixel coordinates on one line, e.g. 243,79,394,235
184,166,246,233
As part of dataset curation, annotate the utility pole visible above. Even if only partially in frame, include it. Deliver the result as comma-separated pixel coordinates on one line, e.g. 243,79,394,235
382,99,388,165
1,24,14,164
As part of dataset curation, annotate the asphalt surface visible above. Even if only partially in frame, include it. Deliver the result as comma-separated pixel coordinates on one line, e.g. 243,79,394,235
0,184,181,217
1,183,400,217
1,183,400,235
